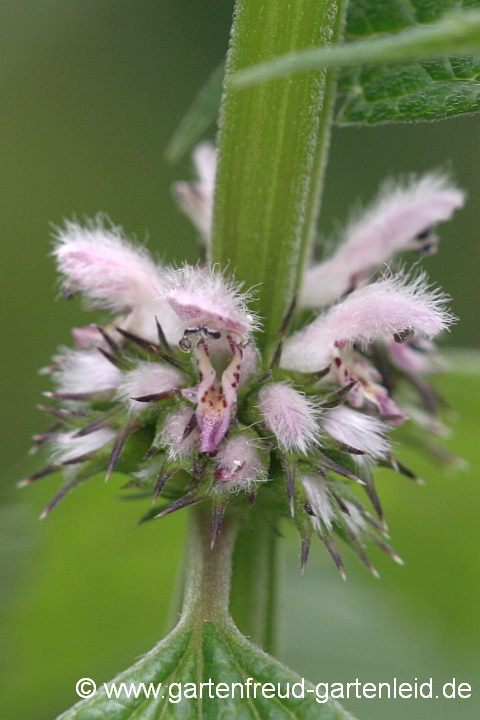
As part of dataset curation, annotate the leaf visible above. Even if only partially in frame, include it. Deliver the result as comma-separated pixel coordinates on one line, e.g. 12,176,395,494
165,63,225,163
231,9,480,87
338,0,480,123
57,619,355,719
168,2,480,156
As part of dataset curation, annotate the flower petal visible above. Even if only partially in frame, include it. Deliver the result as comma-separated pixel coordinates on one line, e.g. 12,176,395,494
282,272,454,373
258,383,320,455
51,428,116,464
320,406,390,460
301,172,465,307
173,142,216,246
117,362,186,413
53,348,122,394
164,265,258,336
53,217,166,314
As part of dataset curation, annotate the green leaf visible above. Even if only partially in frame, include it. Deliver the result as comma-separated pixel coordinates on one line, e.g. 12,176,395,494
338,0,480,124
231,10,480,87
167,2,480,158
165,63,225,163
57,620,354,719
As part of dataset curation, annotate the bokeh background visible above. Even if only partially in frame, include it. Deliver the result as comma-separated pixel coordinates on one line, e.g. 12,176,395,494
1,2,479,719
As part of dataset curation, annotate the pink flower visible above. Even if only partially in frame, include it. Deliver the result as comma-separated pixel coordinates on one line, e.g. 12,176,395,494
282,273,453,420
53,217,181,344
301,172,465,307
160,408,200,460
214,432,268,491
52,348,122,394
282,272,454,374
173,142,216,248
257,383,320,455
117,362,186,413
52,428,116,464
159,265,259,453
320,406,390,462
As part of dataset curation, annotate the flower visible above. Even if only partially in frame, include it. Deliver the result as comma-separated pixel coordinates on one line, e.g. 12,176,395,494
281,272,454,422
257,383,320,455
173,142,216,248
214,430,269,492
320,406,390,464
117,362,187,413
53,216,182,345
300,171,465,307
24,150,464,577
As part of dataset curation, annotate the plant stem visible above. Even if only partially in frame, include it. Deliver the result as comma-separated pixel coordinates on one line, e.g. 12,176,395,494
212,0,347,357
182,505,239,626
181,505,280,654
229,514,280,654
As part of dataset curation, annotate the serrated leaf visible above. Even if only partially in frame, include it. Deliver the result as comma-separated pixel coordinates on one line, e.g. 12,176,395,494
57,619,355,719
165,63,225,162
338,0,480,123
168,2,480,156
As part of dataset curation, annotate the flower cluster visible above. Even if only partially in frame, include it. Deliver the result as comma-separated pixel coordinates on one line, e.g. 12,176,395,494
22,144,465,578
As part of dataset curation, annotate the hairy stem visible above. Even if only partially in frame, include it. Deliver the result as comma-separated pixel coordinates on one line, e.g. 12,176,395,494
182,505,239,626
181,505,280,656
230,516,280,654
212,0,347,357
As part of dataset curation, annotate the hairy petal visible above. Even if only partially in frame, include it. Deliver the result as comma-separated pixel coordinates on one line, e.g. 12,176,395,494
53,218,183,345
164,265,258,336
320,406,390,460
53,217,165,313
161,408,199,460
301,172,465,307
215,433,268,491
52,348,122,394
51,427,116,463
258,383,320,455
282,272,454,373
117,362,186,413
173,142,216,246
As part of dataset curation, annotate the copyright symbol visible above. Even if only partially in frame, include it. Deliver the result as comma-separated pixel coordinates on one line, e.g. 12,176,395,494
76,677,97,699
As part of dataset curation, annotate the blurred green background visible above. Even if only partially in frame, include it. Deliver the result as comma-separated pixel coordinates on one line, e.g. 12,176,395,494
0,2,479,719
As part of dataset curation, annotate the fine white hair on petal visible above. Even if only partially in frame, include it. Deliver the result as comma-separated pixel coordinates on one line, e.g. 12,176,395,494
301,475,335,533
117,362,186,413
163,264,259,336
53,348,123,394
320,406,390,460
215,434,268,492
51,427,116,463
161,408,199,460
172,142,216,246
301,171,465,307
282,271,455,373
257,383,320,455
53,216,166,314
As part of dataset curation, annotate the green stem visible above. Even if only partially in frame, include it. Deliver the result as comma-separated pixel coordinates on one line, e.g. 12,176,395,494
230,513,280,654
212,0,347,356
182,505,239,626
181,505,280,655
